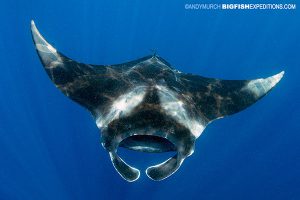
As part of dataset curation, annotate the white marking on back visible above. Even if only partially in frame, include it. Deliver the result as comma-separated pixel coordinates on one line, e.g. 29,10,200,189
156,85,205,138
31,20,58,54
243,71,284,98
96,86,146,128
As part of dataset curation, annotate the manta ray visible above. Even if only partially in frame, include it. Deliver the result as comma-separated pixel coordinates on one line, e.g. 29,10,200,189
31,20,284,182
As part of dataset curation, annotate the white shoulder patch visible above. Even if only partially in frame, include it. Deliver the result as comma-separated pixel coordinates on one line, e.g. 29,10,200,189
96,86,146,128
156,85,205,138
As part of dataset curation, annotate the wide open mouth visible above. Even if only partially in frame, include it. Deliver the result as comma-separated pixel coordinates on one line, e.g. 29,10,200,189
119,135,176,153
108,134,186,182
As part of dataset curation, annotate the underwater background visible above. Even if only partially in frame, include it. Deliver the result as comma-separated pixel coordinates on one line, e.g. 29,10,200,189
0,0,299,199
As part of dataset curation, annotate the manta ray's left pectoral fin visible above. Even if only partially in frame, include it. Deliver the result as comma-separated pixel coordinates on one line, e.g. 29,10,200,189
31,20,112,112
181,71,284,121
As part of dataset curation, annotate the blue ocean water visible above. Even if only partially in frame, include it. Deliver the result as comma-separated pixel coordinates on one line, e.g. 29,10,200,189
0,0,299,199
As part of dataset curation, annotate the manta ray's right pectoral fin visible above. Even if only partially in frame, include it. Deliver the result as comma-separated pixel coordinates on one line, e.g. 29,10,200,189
181,71,284,122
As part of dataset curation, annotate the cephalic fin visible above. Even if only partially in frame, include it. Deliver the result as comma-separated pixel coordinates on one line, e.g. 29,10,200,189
146,153,184,181
109,152,140,182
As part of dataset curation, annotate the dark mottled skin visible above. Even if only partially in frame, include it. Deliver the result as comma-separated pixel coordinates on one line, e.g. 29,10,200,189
31,20,282,181
39,51,259,123
102,87,195,156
